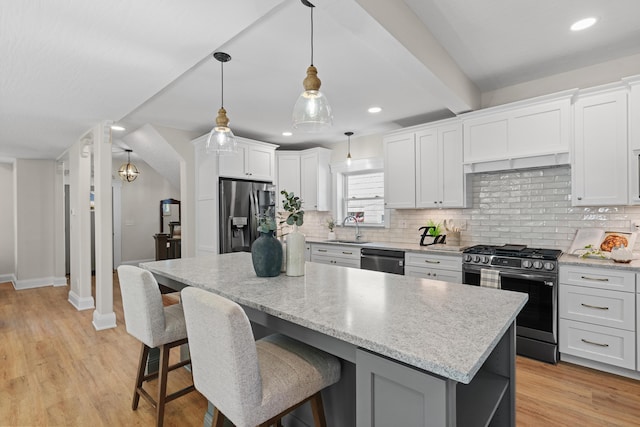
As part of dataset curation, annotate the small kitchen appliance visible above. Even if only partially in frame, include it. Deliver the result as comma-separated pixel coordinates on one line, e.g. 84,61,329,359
462,244,562,363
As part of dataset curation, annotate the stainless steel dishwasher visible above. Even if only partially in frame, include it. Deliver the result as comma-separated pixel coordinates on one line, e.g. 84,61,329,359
360,248,405,275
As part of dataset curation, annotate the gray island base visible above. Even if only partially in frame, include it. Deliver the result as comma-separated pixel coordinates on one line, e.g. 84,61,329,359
141,252,527,427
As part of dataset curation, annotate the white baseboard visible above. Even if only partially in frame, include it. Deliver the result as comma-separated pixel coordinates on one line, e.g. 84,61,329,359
68,290,95,311
92,310,117,331
560,353,640,380
14,276,67,290
0,274,16,286
118,258,155,268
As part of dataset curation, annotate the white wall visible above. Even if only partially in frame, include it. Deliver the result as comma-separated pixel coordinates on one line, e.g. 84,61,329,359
14,160,56,281
120,160,179,263
0,162,15,279
329,134,384,164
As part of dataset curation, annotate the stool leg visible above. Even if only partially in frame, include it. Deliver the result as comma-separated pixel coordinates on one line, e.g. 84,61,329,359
132,343,150,410
310,392,327,427
156,343,171,427
212,407,225,427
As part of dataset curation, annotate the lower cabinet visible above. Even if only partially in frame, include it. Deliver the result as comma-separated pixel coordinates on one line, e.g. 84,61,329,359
310,244,361,269
404,252,462,283
559,265,637,371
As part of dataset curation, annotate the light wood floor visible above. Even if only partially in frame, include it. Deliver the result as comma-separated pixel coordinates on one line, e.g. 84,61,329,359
2,277,640,426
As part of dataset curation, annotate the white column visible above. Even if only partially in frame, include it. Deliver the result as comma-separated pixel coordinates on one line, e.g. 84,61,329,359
68,133,94,310
93,122,116,330
112,178,122,268
53,160,67,286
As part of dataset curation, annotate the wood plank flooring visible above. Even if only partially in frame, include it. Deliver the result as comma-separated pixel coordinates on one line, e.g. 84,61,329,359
2,276,640,426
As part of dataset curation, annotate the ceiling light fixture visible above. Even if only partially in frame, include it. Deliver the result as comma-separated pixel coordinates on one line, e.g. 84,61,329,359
570,17,597,31
368,107,382,114
206,52,237,155
118,149,139,183
111,125,126,131
282,131,293,136
345,131,353,166
292,0,332,132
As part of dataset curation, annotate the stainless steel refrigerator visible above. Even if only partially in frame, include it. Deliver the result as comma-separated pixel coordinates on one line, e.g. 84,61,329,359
219,178,276,253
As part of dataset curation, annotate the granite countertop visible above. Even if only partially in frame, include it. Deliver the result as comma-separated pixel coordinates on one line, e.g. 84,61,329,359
307,239,466,255
559,253,640,271
140,253,526,384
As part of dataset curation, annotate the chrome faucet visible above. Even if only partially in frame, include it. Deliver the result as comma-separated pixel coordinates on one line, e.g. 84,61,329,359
343,215,362,241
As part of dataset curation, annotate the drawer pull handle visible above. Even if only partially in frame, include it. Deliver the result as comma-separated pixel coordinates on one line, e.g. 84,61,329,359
342,251,353,255
318,249,327,252
581,303,609,310
580,276,609,282
581,338,609,348
424,260,441,264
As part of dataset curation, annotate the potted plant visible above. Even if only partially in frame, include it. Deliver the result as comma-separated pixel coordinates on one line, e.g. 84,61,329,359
251,207,282,277
326,217,336,240
280,190,305,276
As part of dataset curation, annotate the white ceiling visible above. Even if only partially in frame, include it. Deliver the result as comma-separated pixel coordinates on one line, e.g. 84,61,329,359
2,0,640,160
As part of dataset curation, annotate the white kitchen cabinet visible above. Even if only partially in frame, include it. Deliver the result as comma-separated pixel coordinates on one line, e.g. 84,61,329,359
384,119,467,209
625,76,640,204
383,132,415,209
415,122,467,208
310,243,360,268
559,264,636,372
572,87,628,206
461,93,572,173
275,148,331,212
218,137,277,182
404,252,462,283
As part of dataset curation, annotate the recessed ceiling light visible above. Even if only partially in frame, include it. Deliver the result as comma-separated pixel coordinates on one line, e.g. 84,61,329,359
368,107,382,114
111,125,126,131
282,131,293,137
570,17,597,31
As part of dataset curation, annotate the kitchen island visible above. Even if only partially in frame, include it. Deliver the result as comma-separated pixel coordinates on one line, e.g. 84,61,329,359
140,253,527,427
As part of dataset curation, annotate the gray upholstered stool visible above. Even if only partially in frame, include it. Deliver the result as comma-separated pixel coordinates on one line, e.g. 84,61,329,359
117,265,195,427
181,287,341,427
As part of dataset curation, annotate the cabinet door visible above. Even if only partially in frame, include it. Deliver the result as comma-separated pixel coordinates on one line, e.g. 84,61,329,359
301,152,319,211
509,100,570,156
247,145,275,181
384,133,416,209
415,128,440,208
218,141,248,179
276,153,300,209
439,124,465,207
573,90,628,206
463,115,508,162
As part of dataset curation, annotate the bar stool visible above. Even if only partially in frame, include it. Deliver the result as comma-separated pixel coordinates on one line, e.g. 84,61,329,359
181,287,341,427
117,265,196,427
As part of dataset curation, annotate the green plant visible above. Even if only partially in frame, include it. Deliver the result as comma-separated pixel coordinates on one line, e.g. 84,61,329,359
280,190,304,226
426,219,442,236
256,207,277,233
326,217,336,231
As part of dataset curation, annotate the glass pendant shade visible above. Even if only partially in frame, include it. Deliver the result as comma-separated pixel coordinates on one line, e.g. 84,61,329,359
206,107,237,155
118,150,139,182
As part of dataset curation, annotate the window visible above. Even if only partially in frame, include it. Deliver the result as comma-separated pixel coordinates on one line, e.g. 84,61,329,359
343,171,385,226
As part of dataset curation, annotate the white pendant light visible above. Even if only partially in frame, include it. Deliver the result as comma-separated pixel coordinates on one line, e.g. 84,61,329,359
206,52,237,155
118,149,140,182
292,0,333,132
345,131,353,166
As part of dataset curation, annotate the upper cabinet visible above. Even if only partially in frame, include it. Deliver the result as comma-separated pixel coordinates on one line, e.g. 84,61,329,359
625,77,640,204
275,147,332,212
218,137,277,182
384,119,468,209
461,92,574,173
572,86,628,206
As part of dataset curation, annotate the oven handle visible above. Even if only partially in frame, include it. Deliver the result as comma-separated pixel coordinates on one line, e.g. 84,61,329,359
498,272,555,286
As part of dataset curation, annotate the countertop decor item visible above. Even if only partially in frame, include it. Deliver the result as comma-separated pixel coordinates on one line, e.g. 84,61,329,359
251,208,282,277
206,52,237,155
326,217,336,240
281,190,305,276
611,245,633,263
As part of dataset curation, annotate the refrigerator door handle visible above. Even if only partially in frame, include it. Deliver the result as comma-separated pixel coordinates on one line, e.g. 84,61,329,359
249,188,258,246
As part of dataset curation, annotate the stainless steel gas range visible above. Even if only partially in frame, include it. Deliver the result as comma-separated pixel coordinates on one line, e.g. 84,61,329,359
462,244,562,364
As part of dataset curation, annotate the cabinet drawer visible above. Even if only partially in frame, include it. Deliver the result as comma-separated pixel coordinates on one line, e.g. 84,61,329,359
311,254,360,269
405,252,461,271
560,319,635,370
559,266,635,292
311,244,360,260
559,285,635,331
405,266,462,283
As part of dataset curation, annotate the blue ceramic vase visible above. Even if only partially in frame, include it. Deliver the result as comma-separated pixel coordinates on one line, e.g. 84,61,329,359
251,231,283,277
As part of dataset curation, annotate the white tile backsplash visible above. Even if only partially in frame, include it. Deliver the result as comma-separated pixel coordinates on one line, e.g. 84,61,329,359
298,165,640,252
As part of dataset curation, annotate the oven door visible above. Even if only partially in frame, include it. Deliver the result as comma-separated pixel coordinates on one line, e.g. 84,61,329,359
462,266,557,345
